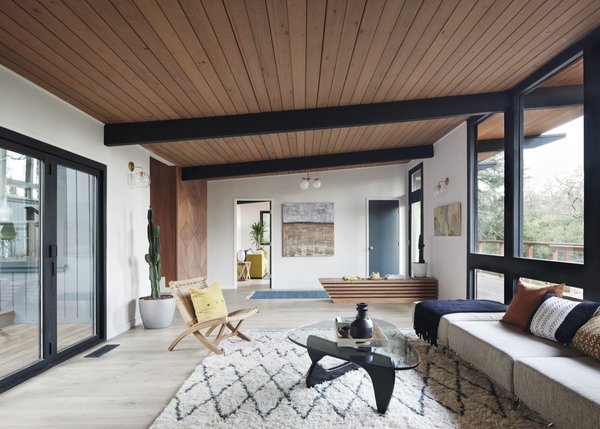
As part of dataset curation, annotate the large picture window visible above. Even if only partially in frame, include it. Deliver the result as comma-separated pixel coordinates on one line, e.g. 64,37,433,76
475,113,505,256
521,59,583,263
467,48,600,303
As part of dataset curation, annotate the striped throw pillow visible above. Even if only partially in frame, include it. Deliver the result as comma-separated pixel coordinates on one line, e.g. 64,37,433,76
529,293,599,345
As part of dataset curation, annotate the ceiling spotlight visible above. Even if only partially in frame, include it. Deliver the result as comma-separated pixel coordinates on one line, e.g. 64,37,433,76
128,162,151,189
312,178,322,189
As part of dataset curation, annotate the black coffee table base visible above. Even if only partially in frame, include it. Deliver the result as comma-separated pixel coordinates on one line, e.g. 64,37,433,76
305,335,396,414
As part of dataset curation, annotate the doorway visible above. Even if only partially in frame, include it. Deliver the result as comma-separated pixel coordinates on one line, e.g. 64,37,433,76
235,200,272,289
367,199,400,277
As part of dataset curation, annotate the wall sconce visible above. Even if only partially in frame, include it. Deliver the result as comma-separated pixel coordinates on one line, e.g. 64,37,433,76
299,173,322,190
128,162,151,189
433,177,449,197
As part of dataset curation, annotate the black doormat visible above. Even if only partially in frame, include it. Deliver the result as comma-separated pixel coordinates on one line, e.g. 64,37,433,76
84,344,119,358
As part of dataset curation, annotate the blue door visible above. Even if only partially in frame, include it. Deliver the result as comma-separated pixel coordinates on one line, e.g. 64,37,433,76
368,200,399,276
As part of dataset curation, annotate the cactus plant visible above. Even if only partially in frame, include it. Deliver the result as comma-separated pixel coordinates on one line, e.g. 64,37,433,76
417,233,425,263
145,207,161,299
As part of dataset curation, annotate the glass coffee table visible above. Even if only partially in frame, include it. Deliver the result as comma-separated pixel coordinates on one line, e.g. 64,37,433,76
288,318,420,414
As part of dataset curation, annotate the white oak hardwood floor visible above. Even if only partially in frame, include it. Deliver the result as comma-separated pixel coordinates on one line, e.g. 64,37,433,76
0,284,413,429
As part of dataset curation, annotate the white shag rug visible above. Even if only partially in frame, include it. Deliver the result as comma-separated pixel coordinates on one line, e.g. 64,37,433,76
151,331,547,429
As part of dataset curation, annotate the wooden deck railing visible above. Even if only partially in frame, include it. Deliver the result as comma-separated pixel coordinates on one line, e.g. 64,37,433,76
477,240,583,262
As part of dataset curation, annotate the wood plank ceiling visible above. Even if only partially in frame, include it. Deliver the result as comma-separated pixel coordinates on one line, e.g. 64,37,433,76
478,58,584,141
1,0,599,168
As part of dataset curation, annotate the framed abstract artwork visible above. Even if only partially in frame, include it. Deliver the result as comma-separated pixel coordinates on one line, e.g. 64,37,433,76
434,202,462,236
282,203,334,256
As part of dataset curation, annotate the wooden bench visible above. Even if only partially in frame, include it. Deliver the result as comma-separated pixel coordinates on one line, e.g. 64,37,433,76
319,278,438,304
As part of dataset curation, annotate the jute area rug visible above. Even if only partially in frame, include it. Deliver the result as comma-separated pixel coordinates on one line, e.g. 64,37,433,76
151,331,547,429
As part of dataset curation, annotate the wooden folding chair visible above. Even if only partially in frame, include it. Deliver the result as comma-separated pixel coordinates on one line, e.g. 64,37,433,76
168,277,259,354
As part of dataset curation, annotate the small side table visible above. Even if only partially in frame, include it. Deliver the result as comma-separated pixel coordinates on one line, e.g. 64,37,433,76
237,261,251,281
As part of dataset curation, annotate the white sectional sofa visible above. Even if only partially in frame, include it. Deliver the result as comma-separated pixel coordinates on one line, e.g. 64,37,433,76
432,312,600,428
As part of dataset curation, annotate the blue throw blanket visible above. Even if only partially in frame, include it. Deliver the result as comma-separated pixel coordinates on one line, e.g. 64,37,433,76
414,299,508,346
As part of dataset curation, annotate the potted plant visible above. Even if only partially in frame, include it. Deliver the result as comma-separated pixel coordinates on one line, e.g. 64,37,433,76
249,221,265,251
138,207,176,329
412,234,428,278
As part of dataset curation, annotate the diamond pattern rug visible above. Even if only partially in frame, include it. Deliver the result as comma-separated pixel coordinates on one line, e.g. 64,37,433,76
151,331,547,429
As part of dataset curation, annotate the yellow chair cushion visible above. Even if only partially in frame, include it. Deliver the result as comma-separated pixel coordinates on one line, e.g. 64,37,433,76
190,283,228,324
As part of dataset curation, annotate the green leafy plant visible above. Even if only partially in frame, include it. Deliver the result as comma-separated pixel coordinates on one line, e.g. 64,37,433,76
417,233,425,263
145,207,161,299
249,221,265,251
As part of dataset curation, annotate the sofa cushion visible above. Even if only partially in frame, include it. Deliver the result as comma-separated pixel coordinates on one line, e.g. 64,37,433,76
530,293,600,344
501,280,564,329
514,357,600,429
572,312,600,360
447,321,581,393
437,312,505,348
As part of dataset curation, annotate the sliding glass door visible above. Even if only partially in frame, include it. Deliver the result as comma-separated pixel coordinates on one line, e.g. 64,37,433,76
0,128,105,392
0,149,42,379
56,165,97,351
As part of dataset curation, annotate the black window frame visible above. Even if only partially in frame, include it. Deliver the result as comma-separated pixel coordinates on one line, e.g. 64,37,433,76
408,163,424,275
0,126,106,393
467,28,600,303
260,210,271,245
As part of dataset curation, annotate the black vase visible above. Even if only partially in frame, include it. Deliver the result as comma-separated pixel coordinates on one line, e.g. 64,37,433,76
350,302,373,339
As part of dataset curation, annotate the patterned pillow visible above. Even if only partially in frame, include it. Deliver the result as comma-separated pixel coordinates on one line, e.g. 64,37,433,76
529,293,600,345
571,311,600,360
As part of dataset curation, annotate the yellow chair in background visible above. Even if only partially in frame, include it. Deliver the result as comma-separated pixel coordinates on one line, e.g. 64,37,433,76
246,252,268,278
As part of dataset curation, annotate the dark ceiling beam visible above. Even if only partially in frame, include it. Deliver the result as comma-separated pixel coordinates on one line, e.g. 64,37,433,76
105,92,510,146
478,134,567,153
524,85,583,109
181,145,434,180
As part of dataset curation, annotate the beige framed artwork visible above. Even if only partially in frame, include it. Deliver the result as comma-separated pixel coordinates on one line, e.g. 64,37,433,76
282,203,334,256
434,203,462,236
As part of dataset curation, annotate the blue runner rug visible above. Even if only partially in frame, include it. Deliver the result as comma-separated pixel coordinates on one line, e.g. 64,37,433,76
249,290,330,299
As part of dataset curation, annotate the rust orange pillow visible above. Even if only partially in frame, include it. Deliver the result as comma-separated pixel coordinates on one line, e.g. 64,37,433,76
501,280,565,329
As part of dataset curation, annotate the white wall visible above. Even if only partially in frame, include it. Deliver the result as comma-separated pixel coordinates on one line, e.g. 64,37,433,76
0,65,149,339
208,165,407,289
237,201,270,251
408,123,468,299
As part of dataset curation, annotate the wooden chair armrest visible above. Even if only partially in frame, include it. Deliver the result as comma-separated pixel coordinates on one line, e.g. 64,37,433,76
189,316,228,330
227,307,259,322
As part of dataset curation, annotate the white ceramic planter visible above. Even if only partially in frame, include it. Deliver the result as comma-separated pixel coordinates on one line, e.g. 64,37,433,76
412,262,428,278
139,296,176,329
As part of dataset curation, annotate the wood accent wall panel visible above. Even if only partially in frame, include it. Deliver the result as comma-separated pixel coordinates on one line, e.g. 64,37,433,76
176,172,207,280
150,158,177,286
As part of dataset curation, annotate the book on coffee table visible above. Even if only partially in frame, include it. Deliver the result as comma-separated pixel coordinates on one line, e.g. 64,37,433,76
334,317,389,347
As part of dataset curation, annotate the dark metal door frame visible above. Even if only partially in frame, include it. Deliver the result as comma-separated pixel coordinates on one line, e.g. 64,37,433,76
0,126,106,393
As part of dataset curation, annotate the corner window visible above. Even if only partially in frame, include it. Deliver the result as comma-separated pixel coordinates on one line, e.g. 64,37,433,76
521,59,583,263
